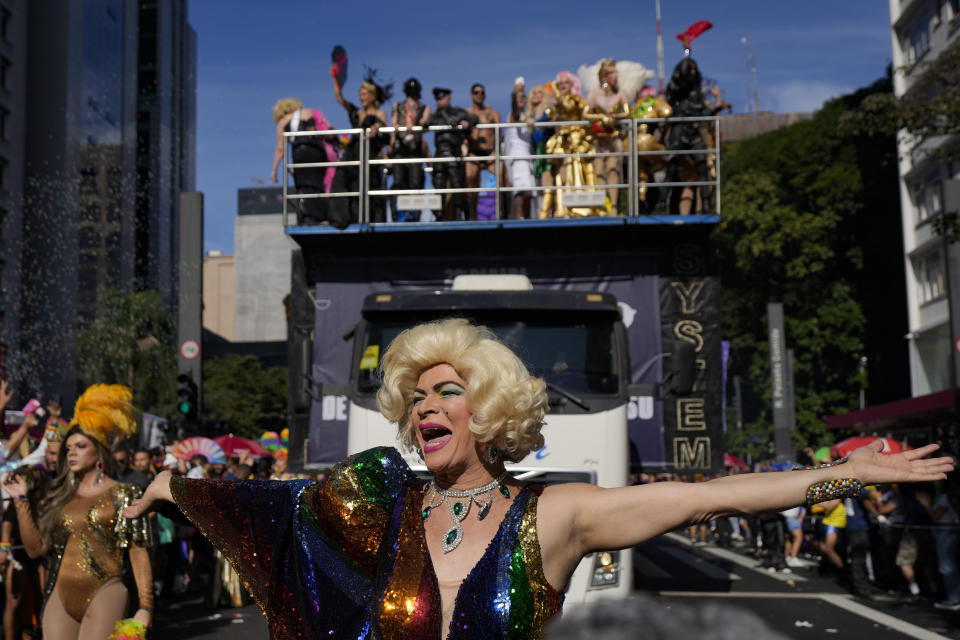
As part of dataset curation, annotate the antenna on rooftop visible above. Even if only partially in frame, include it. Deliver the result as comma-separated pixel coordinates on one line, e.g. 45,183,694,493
741,36,760,114
656,0,665,94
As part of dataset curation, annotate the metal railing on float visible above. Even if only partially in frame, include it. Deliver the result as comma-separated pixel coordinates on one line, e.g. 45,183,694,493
281,115,721,226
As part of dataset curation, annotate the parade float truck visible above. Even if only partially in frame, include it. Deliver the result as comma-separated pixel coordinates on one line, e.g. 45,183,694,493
285,216,722,606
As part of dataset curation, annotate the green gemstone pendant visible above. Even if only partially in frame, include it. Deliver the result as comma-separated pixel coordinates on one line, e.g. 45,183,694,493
453,501,464,516
478,504,490,520
498,484,510,498
421,507,431,519
442,524,464,553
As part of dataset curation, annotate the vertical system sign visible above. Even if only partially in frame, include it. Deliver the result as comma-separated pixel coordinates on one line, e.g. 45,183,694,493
767,302,792,460
660,243,722,471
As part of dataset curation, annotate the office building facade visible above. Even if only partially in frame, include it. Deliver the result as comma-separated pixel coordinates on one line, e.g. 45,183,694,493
1,0,195,404
889,0,960,396
136,0,196,305
0,0,26,379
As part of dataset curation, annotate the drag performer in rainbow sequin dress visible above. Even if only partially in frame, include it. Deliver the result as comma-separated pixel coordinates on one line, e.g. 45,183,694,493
125,320,954,640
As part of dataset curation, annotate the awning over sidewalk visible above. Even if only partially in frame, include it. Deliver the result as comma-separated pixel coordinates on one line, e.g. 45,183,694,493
825,388,955,433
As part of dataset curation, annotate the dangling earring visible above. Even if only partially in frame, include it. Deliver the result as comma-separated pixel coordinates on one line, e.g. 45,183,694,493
96,460,104,485
488,445,499,464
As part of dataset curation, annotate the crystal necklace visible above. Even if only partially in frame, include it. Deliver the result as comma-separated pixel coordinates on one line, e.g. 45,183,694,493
422,471,511,553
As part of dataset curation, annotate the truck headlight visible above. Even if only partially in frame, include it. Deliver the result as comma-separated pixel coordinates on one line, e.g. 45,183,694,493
589,550,620,588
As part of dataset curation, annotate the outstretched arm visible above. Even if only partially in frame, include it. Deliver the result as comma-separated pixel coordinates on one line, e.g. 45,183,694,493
330,64,348,108
540,442,953,586
589,443,950,549
4,413,34,458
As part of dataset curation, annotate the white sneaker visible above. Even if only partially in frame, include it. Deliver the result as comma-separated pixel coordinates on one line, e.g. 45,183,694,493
909,583,920,596
786,557,802,568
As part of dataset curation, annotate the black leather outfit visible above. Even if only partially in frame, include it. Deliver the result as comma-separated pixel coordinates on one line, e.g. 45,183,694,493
391,102,427,193
329,101,389,226
428,106,478,220
285,115,335,225
664,58,723,214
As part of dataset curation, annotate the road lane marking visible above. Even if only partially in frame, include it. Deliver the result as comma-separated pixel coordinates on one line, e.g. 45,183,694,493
658,592,951,640
659,591,823,598
818,594,951,640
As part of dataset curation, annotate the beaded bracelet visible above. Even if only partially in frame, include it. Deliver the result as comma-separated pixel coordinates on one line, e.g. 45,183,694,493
804,477,863,506
800,456,847,471
0,541,11,551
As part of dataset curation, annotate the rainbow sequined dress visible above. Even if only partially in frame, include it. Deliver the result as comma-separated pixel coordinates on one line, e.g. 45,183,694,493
171,447,563,639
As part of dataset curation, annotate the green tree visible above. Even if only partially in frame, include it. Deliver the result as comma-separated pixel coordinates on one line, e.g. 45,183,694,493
717,77,907,459
203,354,288,438
840,46,960,142
76,288,178,418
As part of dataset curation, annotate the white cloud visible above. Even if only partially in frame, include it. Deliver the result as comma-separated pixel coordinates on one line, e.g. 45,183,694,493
766,80,853,114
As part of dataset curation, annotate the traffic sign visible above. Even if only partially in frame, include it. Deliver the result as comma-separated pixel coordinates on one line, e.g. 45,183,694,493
180,339,200,360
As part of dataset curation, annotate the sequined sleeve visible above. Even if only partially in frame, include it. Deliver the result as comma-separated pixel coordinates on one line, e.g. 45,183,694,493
171,448,415,638
114,484,152,548
303,446,413,576
170,475,311,612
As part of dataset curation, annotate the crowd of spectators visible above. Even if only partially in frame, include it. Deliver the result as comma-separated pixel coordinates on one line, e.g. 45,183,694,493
645,447,960,611
0,381,333,638
274,56,731,226
2,378,957,637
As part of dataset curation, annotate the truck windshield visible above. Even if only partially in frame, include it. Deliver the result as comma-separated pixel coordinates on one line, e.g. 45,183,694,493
357,319,620,396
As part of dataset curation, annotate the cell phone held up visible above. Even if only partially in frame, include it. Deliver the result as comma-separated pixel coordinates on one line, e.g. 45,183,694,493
21,399,46,419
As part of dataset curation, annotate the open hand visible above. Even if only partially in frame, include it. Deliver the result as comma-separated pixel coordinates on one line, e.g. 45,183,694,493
2,473,28,498
133,608,152,628
0,379,12,409
123,470,173,519
846,441,954,485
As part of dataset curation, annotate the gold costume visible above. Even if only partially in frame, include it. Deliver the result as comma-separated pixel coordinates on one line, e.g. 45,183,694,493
630,96,673,203
34,484,152,622
539,92,604,218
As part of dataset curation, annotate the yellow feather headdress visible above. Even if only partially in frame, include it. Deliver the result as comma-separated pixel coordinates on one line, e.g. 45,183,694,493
69,384,138,448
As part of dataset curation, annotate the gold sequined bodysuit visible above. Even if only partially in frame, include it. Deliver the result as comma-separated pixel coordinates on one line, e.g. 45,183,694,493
43,484,152,621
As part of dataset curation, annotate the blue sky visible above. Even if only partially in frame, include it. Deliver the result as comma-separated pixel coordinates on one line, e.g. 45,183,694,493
191,0,894,253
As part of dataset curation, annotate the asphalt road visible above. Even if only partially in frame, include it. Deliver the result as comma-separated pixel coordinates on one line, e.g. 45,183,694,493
151,533,959,639
635,533,960,640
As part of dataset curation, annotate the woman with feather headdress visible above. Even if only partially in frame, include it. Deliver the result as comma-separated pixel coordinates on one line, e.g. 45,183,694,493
4,384,153,640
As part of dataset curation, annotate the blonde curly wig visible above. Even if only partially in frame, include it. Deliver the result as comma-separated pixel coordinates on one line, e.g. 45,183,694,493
272,97,303,123
377,318,547,463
